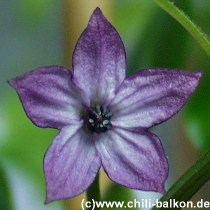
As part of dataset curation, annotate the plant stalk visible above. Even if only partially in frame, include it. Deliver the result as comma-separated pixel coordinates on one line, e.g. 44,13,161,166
153,0,210,58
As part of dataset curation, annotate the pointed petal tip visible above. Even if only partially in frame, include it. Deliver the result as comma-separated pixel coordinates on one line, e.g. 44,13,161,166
93,7,102,14
196,71,202,77
44,195,64,204
44,197,51,205
8,78,17,89
45,192,56,204
8,76,24,93
44,194,64,204
158,184,167,195
195,71,202,80
90,7,104,22
190,71,202,90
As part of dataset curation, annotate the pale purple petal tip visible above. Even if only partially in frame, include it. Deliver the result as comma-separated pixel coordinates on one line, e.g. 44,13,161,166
110,69,201,129
95,128,168,193
9,66,84,129
73,7,126,104
44,125,101,203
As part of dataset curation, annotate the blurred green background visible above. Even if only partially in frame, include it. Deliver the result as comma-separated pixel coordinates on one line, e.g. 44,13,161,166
0,0,210,210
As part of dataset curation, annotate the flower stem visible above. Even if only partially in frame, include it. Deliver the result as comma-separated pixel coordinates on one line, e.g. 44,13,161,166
86,173,101,210
152,151,210,210
153,0,210,58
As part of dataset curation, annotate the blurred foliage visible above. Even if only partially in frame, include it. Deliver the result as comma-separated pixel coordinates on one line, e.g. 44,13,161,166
18,0,54,23
184,0,210,152
128,1,192,71
103,183,135,210
1,0,210,209
0,0,63,96
0,1,62,208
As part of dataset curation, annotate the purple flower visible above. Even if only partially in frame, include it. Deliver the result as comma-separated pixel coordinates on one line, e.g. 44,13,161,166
9,8,201,203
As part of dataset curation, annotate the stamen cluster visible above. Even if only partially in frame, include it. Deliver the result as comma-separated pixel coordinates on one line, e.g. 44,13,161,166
85,104,112,133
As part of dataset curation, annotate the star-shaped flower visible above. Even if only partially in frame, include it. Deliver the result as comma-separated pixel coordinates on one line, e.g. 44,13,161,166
9,8,201,203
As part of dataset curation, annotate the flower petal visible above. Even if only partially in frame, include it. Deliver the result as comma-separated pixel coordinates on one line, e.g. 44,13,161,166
9,66,85,129
44,124,101,203
95,127,168,193
110,69,201,128
73,8,126,103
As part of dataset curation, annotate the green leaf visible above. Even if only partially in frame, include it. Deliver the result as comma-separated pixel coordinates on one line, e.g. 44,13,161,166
152,151,210,210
